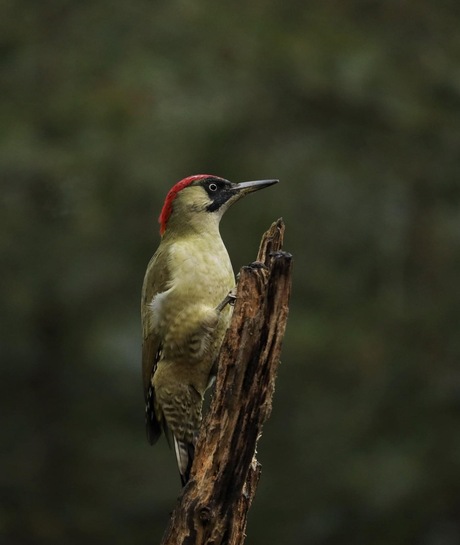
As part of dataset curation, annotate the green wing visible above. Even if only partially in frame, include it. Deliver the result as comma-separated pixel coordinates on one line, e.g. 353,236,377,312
141,245,170,444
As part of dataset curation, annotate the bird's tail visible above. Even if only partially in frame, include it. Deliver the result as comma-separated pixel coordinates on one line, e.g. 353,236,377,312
173,436,195,486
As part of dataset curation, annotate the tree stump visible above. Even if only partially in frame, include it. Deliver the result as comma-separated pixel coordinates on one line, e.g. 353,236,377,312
160,218,292,545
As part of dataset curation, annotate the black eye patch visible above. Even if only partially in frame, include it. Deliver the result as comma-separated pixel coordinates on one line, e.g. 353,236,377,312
202,178,234,212
201,178,231,198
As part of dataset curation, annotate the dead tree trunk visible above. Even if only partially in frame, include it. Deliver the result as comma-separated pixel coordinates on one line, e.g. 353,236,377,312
160,218,292,545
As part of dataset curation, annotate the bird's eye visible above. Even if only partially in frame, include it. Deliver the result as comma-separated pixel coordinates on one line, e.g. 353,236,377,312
208,183,218,191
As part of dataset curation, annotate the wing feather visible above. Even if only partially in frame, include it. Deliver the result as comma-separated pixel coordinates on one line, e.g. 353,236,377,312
141,245,170,443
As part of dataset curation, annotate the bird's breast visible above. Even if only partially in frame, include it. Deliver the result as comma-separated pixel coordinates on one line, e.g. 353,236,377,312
169,237,234,302
149,237,234,345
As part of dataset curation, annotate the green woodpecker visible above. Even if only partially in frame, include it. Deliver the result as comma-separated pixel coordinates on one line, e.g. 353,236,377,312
141,174,278,485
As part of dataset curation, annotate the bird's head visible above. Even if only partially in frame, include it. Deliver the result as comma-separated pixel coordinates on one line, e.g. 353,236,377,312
158,175,278,237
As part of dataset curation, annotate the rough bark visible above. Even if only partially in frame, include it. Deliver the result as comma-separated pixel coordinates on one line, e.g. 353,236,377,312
160,218,292,545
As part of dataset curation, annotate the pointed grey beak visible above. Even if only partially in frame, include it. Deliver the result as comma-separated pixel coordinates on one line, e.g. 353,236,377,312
232,179,279,195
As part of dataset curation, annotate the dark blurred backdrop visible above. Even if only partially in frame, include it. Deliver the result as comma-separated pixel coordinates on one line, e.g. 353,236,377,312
2,1,460,544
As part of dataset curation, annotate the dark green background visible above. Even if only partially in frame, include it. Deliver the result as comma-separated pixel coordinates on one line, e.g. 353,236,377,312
2,1,460,544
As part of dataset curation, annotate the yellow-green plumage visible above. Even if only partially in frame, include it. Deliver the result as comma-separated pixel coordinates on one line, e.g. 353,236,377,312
142,230,234,436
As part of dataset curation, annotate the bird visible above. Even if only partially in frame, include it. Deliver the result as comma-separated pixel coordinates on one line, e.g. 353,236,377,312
141,174,278,485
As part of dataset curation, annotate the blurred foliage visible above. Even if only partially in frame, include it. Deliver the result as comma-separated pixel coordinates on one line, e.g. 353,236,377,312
1,1,460,544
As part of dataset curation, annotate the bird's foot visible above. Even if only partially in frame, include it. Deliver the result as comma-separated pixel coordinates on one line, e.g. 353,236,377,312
216,288,237,312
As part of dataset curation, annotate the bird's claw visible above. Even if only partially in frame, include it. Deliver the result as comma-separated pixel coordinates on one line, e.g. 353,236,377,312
227,290,237,306
216,289,237,312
